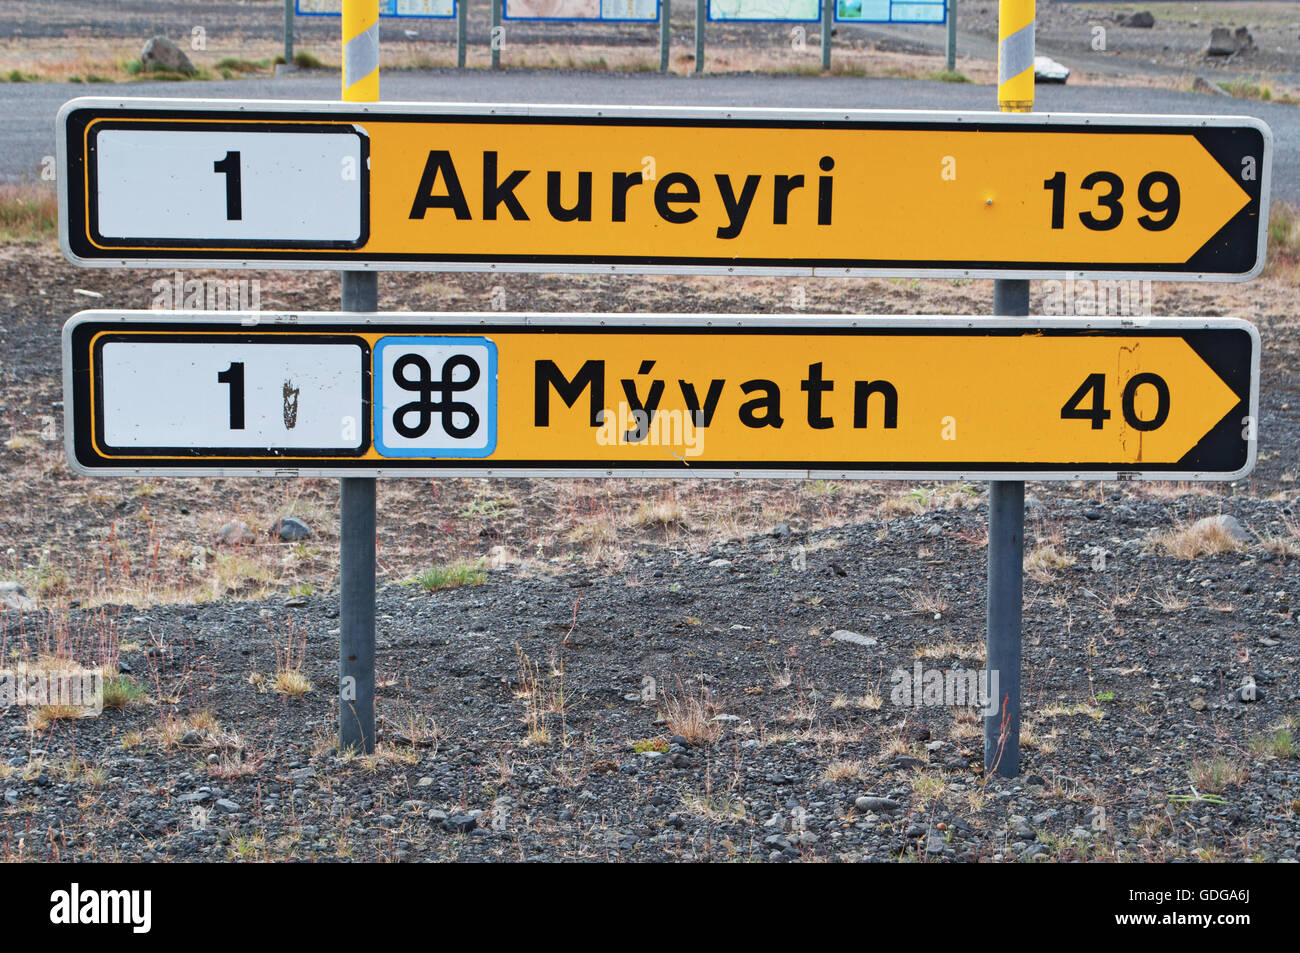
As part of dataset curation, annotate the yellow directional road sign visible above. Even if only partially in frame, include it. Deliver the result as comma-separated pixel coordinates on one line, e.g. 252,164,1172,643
58,99,1271,279
64,313,1259,479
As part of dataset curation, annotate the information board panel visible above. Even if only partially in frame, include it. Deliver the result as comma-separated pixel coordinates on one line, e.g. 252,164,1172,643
707,0,820,22
503,0,658,21
296,0,455,17
834,0,946,24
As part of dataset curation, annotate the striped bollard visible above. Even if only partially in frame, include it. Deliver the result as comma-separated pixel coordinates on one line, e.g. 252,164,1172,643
997,0,1035,113
342,0,379,102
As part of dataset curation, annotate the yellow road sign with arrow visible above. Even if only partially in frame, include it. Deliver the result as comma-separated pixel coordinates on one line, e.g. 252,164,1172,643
58,99,1271,279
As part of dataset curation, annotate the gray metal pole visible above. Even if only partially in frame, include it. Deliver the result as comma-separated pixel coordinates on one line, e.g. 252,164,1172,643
821,0,832,71
492,0,502,69
660,0,671,72
339,271,377,755
457,0,468,68
694,0,704,74
985,278,1027,779
945,0,956,72
284,0,295,63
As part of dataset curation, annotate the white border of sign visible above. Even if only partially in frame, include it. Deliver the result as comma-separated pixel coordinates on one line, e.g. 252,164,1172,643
57,98,1273,281
63,311,1261,481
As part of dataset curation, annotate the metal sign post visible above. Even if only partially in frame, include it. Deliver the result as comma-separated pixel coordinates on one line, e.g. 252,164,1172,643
946,0,956,71
340,0,379,754
458,0,468,67
660,0,672,72
694,0,705,73
285,0,296,64
492,0,503,69
821,0,832,70
987,0,1036,778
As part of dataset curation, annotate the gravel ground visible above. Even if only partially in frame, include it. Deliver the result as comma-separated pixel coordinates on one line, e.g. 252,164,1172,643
2,489,1298,862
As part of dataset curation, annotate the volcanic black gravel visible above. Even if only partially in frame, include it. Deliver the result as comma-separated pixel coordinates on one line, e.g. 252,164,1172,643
3,486,1298,862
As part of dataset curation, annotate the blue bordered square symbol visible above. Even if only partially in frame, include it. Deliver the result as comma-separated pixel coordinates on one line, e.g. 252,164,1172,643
373,336,497,458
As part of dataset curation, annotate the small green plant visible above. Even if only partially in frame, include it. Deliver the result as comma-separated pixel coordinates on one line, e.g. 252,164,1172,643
1217,78,1272,101
927,69,970,83
632,737,668,753
102,674,147,710
807,479,840,497
1188,756,1245,794
214,57,264,74
459,497,514,519
1248,726,1294,760
414,559,486,592
292,51,327,70
1095,690,1116,703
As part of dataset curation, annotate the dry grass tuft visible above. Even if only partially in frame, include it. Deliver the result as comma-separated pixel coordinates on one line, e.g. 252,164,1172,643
1148,518,1247,559
908,587,951,617
0,183,58,243
514,644,566,746
1026,542,1076,582
660,681,720,746
633,496,687,529
1267,201,1300,280
273,627,312,697
915,640,983,661
823,759,865,782
1188,756,1247,794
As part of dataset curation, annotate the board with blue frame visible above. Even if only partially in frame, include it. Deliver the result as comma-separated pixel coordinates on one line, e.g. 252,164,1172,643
295,0,456,19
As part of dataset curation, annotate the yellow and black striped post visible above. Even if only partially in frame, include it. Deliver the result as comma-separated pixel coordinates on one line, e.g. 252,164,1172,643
997,0,1034,113
339,0,379,755
342,0,379,102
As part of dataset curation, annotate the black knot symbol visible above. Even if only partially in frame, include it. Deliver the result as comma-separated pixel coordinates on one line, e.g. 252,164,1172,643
392,353,480,440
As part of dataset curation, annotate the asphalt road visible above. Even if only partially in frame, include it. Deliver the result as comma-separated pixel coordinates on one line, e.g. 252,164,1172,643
3,70,1295,201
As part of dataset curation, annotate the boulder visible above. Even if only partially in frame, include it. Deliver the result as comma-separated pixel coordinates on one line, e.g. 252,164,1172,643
1207,26,1253,56
0,581,35,611
270,516,311,542
1191,514,1249,543
1120,10,1155,28
217,520,255,546
1207,27,1237,55
140,36,196,75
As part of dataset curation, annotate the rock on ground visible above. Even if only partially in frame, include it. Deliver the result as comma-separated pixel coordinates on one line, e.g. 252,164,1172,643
140,35,196,74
